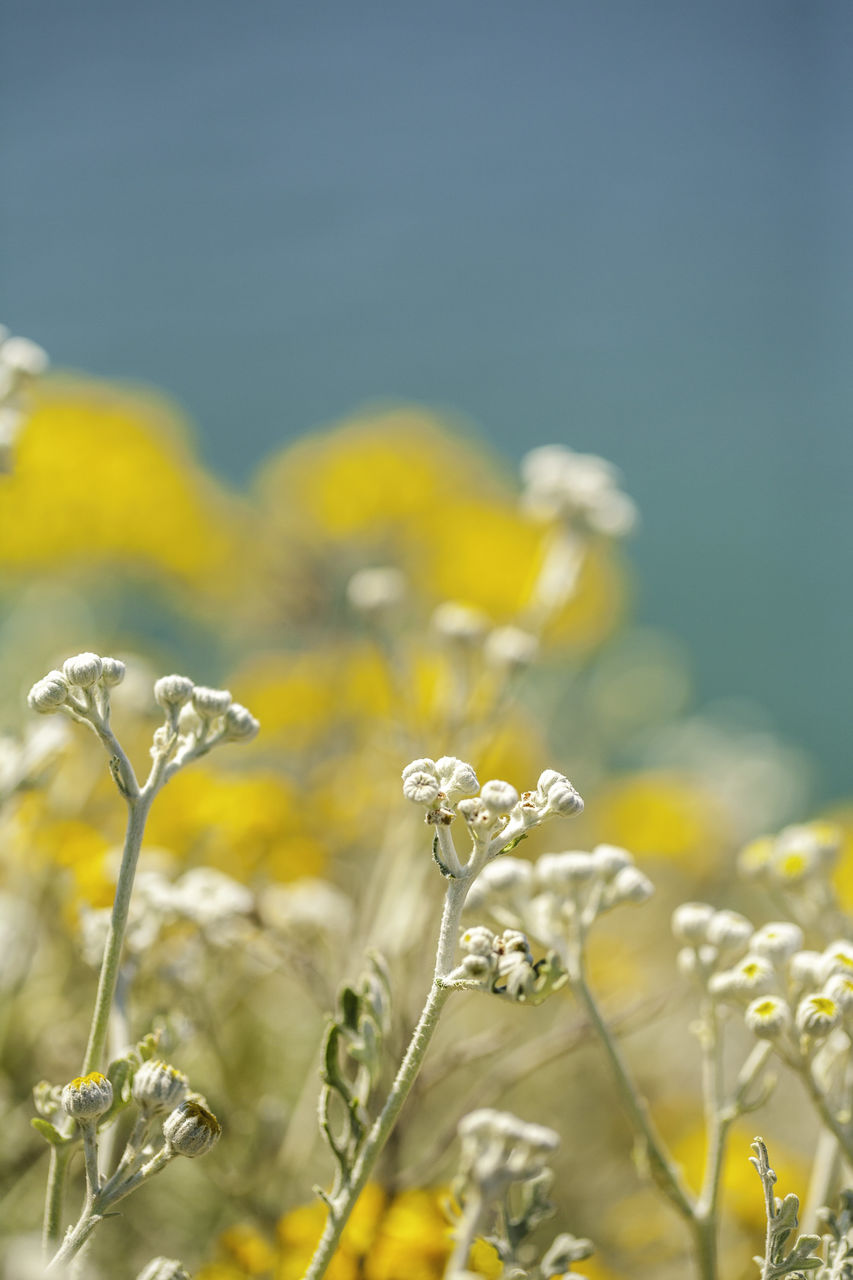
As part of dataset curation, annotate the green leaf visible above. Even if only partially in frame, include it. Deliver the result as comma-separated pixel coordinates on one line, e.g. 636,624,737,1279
499,832,529,854
31,1117,70,1148
340,986,361,1033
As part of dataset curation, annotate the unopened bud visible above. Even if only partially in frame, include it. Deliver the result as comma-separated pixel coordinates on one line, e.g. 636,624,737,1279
192,687,232,717
154,675,195,709
132,1060,189,1116
223,703,260,741
62,1071,113,1121
27,671,69,713
162,1099,221,1157
99,657,126,687
62,652,104,688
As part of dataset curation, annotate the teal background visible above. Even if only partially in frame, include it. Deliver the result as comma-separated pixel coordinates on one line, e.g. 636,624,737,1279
3,1,852,798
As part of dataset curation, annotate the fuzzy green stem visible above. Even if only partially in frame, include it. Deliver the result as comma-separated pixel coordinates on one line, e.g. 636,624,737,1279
42,1144,73,1252
564,940,695,1225
81,792,153,1075
302,875,469,1280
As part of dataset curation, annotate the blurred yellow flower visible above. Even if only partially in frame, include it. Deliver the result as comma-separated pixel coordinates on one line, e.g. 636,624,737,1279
592,772,724,872
145,767,325,882
0,377,248,599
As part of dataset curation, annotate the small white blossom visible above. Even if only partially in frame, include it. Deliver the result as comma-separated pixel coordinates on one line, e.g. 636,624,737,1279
821,941,853,984
222,703,260,741
27,671,69,714
520,444,637,537
750,922,804,964
483,626,539,671
789,949,824,989
671,902,715,946
795,993,840,1041
745,996,792,1040
192,686,232,717
709,954,776,1002
431,602,490,644
62,653,103,688
458,1107,559,1192
154,675,195,710
537,852,596,891
607,865,654,905
590,844,633,879
346,566,407,613
705,909,753,955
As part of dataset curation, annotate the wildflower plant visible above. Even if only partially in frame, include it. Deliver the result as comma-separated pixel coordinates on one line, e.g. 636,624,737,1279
26,653,257,1268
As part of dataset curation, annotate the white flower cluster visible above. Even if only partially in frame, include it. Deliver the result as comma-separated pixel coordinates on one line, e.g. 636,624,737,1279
28,652,126,720
401,758,583,877
80,865,256,964
0,719,68,803
457,1107,559,1195
675,904,853,1055
738,821,841,890
431,601,541,673
519,444,637,538
446,925,540,1002
153,675,259,764
346,566,408,615
0,325,48,471
466,845,653,946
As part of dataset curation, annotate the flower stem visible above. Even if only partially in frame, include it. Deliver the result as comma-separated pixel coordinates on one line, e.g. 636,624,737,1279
302,875,469,1280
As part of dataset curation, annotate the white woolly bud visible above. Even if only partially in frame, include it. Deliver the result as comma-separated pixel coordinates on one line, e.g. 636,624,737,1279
162,1099,221,1157
824,974,853,1019
591,844,633,879
608,865,654,905
671,902,715,946
61,1071,113,1121
458,1108,559,1189
27,671,69,713
62,653,103,688
536,851,596,891
460,926,497,956
789,950,824,989
222,703,260,741
457,953,495,981
154,675,195,709
705,910,753,954
821,941,853,984
402,769,441,807
536,770,584,816
431,602,490,644
480,779,520,815
1,334,48,376
132,1060,189,1116
474,856,534,896
434,756,480,802
709,954,776,1001
346,566,407,613
483,626,539,671
745,996,792,1040
795,993,840,1041
750,922,804,964
99,657,126,687
191,686,232,717
136,1261,191,1280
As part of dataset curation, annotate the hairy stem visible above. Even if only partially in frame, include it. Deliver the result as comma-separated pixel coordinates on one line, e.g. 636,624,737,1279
302,875,469,1280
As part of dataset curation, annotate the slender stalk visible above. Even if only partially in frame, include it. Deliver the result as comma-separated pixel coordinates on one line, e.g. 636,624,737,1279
801,1063,853,1165
42,1144,73,1251
692,999,731,1280
445,1188,485,1277
564,938,695,1225
302,875,470,1280
82,792,153,1074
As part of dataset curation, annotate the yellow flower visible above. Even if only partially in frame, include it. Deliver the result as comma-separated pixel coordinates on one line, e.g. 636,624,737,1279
145,767,324,882
591,772,723,872
1,377,248,600
220,1224,279,1275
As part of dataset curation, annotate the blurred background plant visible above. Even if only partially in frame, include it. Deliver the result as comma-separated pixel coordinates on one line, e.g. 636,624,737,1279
1,352,851,1279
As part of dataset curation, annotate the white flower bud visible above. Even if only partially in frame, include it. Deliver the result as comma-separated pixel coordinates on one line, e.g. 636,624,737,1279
710,954,776,1001
154,675,195,710
536,770,584,816
671,902,715,946
346,566,407,613
402,769,441,807
132,1060,189,1116
483,626,539,670
191,686,232,717
434,756,480,802
62,1071,113,1121
62,653,103,688
745,996,792,1040
27,671,69,713
789,949,824,988
1,335,48,376
460,926,496,956
705,910,753,954
162,1099,221,1157
821,941,853,984
591,844,633,879
537,851,595,891
136,1260,190,1280
431,602,490,644
458,953,495,981
795,993,840,1040
480,779,520,815
750,922,804,964
223,703,260,741
824,974,853,1019
99,657,126,687
609,865,654,905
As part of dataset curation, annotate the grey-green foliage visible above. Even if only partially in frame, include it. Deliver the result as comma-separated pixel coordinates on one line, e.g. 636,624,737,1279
751,1137,823,1278
318,952,392,1189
